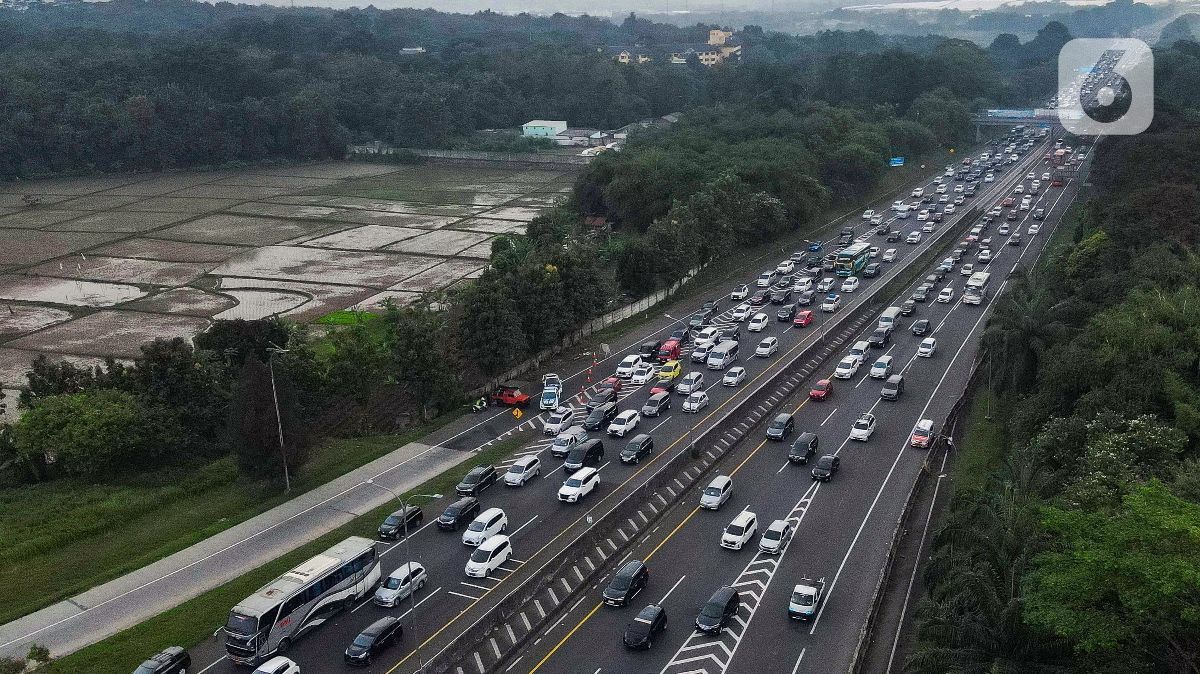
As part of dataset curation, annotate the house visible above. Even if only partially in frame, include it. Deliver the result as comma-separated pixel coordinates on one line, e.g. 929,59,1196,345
603,29,742,67
399,47,427,55
522,120,568,138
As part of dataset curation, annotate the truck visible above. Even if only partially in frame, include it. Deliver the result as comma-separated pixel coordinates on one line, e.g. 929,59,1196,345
788,577,825,620
491,382,531,407
963,271,991,305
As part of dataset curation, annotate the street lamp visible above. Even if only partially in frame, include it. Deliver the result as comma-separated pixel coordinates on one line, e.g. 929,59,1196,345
365,480,441,671
266,343,291,492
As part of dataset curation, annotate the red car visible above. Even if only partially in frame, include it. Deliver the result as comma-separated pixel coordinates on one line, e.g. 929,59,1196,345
490,384,530,407
809,379,832,401
910,419,935,448
596,376,623,395
1050,178,1063,187
1001,197,1015,208
793,310,814,328
650,378,675,395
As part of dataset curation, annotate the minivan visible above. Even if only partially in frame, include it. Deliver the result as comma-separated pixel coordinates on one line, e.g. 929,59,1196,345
462,507,507,546
438,497,480,531
550,426,589,458
695,587,740,634
621,434,654,464
504,456,540,486
706,341,739,371
134,646,190,674
641,392,671,417
655,339,682,362
766,413,794,440
721,511,758,550
603,560,649,607
455,465,497,497
878,306,901,331
583,402,618,431
464,535,512,578
700,475,733,510
564,439,604,471
788,432,818,464
849,340,870,364
880,374,905,400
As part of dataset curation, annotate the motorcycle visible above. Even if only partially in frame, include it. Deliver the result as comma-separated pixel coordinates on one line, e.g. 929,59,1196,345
470,397,488,413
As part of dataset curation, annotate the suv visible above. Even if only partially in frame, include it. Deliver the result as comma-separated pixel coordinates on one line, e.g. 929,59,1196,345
438,497,480,531
582,402,619,431
788,432,818,464
134,647,191,674
455,465,497,497
603,560,649,607
766,413,794,440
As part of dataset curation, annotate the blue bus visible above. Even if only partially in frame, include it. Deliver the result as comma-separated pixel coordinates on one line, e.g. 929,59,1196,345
835,242,871,276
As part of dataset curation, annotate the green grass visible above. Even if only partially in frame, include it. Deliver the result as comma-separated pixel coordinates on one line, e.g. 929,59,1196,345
952,391,1009,494
0,417,461,627
42,434,534,674
1035,201,1081,274
315,309,382,326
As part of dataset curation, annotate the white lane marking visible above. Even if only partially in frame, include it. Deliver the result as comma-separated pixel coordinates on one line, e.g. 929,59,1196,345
196,656,227,674
777,461,790,474
461,581,492,591
659,575,687,605
820,408,838,426
510,515,539,538
448,590,480,600
791,648,807,674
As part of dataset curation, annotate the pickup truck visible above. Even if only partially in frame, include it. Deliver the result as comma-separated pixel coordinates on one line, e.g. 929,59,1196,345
491,383,531,407
788,578,826,620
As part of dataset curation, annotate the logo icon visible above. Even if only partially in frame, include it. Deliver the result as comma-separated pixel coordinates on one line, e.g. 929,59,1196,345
1058,39,1153,135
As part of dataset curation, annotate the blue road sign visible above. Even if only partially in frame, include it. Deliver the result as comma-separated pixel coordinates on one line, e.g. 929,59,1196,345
889,157,905,167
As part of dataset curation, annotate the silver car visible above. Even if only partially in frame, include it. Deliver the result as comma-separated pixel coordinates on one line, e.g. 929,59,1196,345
373,561,428,607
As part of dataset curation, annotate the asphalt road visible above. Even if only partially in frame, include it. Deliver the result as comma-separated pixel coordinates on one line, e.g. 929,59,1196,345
517,140,1089,674
187,135,1062,674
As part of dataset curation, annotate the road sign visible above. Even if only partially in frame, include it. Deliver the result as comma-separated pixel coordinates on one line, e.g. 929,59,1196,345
889,157,905,167
512,408,523,420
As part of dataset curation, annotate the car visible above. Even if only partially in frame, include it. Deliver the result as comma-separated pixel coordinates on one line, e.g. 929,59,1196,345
978,249,992,263
862,208,875,220
886,230,902,242
461,507,508,548
788,432,819,464
695,587,740,635
755,337,779,358
984,173,995,182
906,231,922,244
758,519,794,554
657,360,682,382
682,391,709,413
721,511,758,550
841,277,860,293
377,505,423,540
615,354,643,379
748,289,769,306
898,300,916,317
776,259,795,274
607,410,641,437
911,187,924,197
603,559,649,607
863,262,881,278
676,371,704,395
455,465,497,497
937,287,955,303
917,337,937,357
134,647,191,674
629,362,655,385
809,379,832,401
788,579,825,621
834,356,859,379
880,374,905,400
769,286,793,304
253,656,300,674
658,337,683,361
955,195,965,205
730,284,749,300
870,355,893,379
1033,208,1045,220
911,419,935,448
1042,172,1051,181
811,454,840,481
730,303,753,322
871,214,885,225
944,204,956,215
911,285,930,302
789,309,814,329
917,209,929,222
505,455,541,486
821,294,841,312
1028,223,1041,235
960,263,974,277
643,388,672,414
700,475,733,509
766,412,794,440
620,434,654,464
756,270,779,288
649,378,675,395
849,413,876,441
489,383,531,407
882,248,898,263
921,222,934,233
585,387,616,410
688,308,714,329
543,405,577,436
1007,210,1019,221
747,312,769,332
793,276,814,292
998,223,1010,235
1001,197,1015,208
558,467,600,502
623,604,667,649
693,326,721,348
721,366,747,387
437,496,480,531
911,319,931,336
583,402,619,431
815,276,836,293
1009,233,1022,246
936,261,953,274
867,327,891,348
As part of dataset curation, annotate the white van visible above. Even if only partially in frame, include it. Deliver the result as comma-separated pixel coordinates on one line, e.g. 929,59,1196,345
849,340,871,365
464,534,512,577
896,205,911,219
891,200,906,211
706,340,740,370
878,306,901,331
550,426,589,458
462,508,507,546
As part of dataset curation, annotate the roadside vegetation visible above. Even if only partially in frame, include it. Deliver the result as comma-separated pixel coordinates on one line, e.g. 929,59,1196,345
906,42,1200,674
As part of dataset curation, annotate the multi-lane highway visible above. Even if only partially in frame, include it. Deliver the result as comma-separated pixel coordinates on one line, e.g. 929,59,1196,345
187,132,1079,674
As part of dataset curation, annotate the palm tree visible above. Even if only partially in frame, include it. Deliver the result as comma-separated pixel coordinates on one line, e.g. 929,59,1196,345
980,270,1064,393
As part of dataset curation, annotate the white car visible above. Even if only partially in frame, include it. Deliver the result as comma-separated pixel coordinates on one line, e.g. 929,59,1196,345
676,372,705,395
869,355,893,379
834,356,859,379
606,410,641,437
730,284,750,300
882,249,898,262
504,456,541,486
960,263,974,277
682,391,709,413
998,224,1010,235
870,214,884,225
917,337,937,357
616,354,643,378
731,303,753,322
936,287,955,303
373,561,428,607
935,184,947,194
817,277,836,292
978,249,993,263
1026,172,1035,180
1042,172,1051,181
911,187,924,198
690,343,712,364
820,294,841,312
720,511,758,550
558,467,599,502
777,260,795,274
1028,223,1041,235
953,183,964,193
758,519,794,554
694,326,721,348
984,173,995,182
954,195,965,205
543,406,577,435
921,222,934,233
944,204,956,214
862,209,875,220
630,363,655,385
792,277,813,293
756,337,779,357
849,413,876,441
917,210,929,222
748,313,769,332
722,366,746,387
252,657,300,674
868,246,879,258
1013,184,1024,194
906,231,922,244
462,507,508,546
841,277,860,293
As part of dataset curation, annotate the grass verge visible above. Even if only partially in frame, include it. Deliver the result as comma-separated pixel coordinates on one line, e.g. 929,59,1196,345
950,391,1008,495
42,434,534,674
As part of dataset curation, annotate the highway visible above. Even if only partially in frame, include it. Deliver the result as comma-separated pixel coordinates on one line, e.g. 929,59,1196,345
187,133,1071,674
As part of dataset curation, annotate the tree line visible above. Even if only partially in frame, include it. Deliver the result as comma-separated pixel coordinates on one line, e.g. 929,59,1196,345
905,38,1200,674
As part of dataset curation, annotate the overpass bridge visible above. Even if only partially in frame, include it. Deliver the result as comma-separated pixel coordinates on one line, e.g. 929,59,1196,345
969,108,1077,141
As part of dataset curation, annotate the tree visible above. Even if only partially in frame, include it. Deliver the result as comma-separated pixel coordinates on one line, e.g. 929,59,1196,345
385,306,461,418
616,238,659,297
227,357,308,481
193,318,292,370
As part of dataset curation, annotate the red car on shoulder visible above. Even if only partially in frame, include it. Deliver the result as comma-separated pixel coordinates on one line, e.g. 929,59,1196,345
490,383,531,407
809,379,832,401
793,310,814,328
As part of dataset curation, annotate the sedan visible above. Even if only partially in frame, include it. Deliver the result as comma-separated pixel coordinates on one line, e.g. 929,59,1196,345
682,391,709,413
808,379,832,401
722,366,746,387
911,286,930,302
917,338,937,357
882,249,898,262
730,284,749,300
630,363,655,385
841,277,860,293
906,231,922,244
936,287,955,303
755,337,779,358
1028,223,1041,235
834,356,859,379
820,294,841,312
607,410,641,437
849,413,876,441
863,262,881,278
793,310,814,328
748,289,769,306
911,319,931,336
758,519,794,555
816,277,836,292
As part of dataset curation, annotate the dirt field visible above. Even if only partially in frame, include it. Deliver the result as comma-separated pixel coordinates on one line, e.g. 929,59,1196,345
0,161,576,388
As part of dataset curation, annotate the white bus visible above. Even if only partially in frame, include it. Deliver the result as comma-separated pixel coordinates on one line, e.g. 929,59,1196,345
963,272,991,305
224,536,381,665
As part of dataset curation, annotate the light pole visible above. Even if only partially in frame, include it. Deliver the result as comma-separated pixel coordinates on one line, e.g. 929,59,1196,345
365,480,441,671
266,344,291,492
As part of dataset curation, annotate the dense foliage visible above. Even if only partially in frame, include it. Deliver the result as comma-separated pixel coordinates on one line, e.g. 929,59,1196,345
906,39,1200,674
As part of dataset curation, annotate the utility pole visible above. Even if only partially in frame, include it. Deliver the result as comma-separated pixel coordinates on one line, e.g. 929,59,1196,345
267,343,291,492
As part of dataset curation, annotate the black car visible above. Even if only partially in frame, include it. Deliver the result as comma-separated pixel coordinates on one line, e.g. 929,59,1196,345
696,586,740,634
796,289,816,306
911,286,930,302
926,271,944,284
455,465,497,497
766,413,794,441
776,304,797,322
811,454,840,481
718,327,741,342
641,391,671,417
1009,233,1022,246
133,646,190,674
748,289,770,306
378,504,423,540
1033,208,1045,220
583,402,619,431
886,230,902,243
670,327,691,342
638,340,662,360
621,434,654,464
585,388,617,410
603,559,649,607
701,300,721,314
344,616,402,666
769,287,792,304
564,439,605,470
863,263,880,278
437,496,480,530
932,212,944,223
876,224,891,236
911,319,931,336
688,309,713,329
775,274,794,289
900,299,917,316
623,604,667,649
788,432,818,464
867,327,891,348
